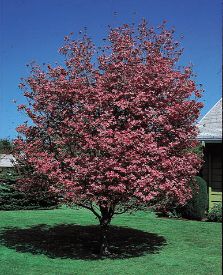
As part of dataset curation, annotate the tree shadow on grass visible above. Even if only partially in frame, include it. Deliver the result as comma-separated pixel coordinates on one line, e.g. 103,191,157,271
0,224,166,260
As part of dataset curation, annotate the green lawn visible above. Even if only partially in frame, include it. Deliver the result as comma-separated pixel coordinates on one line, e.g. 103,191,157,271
0,208,221,275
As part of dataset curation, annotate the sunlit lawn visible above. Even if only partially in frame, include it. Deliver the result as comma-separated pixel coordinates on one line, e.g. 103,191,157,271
0,208,221,275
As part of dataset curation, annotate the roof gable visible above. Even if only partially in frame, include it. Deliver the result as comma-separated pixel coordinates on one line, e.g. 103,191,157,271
197,98,222,142
0,154,16,168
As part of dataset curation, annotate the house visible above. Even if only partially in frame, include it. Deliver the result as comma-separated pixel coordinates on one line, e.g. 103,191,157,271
197,98,222,209
0,154,17,184
0,154,16,170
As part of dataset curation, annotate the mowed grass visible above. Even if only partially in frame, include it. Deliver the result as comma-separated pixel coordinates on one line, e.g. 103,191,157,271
0,208,221,275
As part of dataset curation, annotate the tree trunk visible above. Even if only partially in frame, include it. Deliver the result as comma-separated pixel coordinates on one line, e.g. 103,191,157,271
99,207,112,257
99,222,109,257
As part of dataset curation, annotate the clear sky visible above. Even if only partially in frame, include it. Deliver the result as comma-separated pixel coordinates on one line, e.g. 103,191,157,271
0,0,221,139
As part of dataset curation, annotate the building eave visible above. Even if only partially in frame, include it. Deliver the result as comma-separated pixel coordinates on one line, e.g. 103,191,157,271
198,137,222,143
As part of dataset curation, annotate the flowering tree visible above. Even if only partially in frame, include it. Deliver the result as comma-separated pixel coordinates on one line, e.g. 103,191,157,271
14,21,203,255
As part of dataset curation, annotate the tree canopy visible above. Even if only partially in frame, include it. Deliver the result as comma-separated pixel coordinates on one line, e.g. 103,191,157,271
0,139,13,154
14,21,203,236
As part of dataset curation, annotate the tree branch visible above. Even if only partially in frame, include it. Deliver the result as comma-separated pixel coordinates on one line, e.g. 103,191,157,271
77,203,101,220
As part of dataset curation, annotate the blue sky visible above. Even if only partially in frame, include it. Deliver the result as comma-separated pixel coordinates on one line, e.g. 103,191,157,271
0,0,221,139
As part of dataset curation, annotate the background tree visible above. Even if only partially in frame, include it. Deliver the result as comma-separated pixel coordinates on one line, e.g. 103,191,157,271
0,139,60,210
0,139,13,154
14,21,203,256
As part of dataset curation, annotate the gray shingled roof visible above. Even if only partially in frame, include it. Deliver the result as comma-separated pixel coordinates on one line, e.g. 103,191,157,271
0,154,16,168
197,98,222,142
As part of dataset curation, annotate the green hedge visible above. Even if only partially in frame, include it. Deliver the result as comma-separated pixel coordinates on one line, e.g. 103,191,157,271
178,176,208,220
207,204,222,222
0,168,59,211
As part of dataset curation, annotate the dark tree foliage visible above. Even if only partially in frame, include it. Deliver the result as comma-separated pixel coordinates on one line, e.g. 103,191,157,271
178,176,208,220
0,139,13,154
0,168,60,210
0,139,60,210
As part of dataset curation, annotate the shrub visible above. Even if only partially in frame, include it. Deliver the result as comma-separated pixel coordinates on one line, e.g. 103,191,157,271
178,176,208,220
0,168,60,211
0,139,13,154
207,204,222,222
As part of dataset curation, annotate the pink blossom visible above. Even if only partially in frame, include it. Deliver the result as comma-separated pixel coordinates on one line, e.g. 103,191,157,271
14,20,203,221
